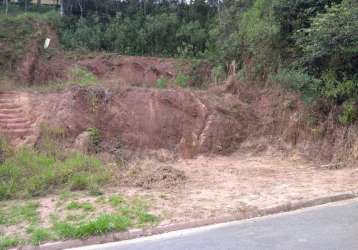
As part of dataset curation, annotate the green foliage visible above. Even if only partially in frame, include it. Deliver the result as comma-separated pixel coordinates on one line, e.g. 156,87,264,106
0,202,39,225
269,68,321,102
338,100,358,125
53,214,131,239
156,76,168,89
66,201,94,211
0,235,20,250
320,71,358,103
87,127,102,153
0,136,12,164
296,0,358,79
60,18,102,51
175,72,190,88
109,194,125,207
70,67,98,86
211,64,226,84
0,14,34,71
0,148,109,200
36,124,66,159
29,227,52,245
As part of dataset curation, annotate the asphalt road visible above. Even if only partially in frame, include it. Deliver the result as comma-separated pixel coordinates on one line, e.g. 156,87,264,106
68,199,358,250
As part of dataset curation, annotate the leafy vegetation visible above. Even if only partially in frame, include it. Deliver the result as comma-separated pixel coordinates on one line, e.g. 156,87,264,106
1,1,357,116
53,214,131,238
0,202,39,225
70,67,98,86
0,140,109,200
0,236,20,250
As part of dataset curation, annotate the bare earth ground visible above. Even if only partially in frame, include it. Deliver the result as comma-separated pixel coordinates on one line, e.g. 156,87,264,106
36,151,358,227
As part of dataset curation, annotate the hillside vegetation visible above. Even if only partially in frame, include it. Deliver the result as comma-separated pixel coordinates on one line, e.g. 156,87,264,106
1,0,357,124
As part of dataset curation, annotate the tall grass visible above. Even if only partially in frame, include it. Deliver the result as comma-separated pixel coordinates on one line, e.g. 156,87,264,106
0,147,109,200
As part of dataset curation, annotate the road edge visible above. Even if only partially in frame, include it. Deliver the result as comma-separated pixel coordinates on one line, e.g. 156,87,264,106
21,190,358,250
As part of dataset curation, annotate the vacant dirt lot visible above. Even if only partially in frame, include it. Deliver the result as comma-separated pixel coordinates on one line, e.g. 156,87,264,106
35,150,358,227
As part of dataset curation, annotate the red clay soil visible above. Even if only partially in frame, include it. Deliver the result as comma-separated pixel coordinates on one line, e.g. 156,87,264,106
30,85,251,159
16,23,67,84
23,76,358,166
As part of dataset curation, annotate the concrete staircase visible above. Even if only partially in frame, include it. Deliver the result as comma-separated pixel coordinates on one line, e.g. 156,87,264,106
0,92,33,142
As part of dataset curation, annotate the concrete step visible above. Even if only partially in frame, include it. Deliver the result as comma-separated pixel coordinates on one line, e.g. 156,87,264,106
0,108,24,114
0,99,16,104
0,113,25,119
0,118,30,124
0,103,22,109
0,123,31,130
0,93,18,98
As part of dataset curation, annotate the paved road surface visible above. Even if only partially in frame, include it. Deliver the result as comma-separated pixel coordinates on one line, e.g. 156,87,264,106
68,199,358,250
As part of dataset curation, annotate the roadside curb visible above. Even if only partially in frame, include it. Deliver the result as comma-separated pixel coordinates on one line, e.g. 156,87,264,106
21,190,358,250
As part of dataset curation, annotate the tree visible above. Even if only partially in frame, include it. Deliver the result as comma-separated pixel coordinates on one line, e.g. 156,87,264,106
4,0,8,16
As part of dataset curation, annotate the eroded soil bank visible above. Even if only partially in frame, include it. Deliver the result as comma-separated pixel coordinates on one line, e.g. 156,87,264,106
21,78,358,166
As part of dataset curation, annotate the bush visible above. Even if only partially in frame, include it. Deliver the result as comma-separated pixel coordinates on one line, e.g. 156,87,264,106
338,100,358,125
60,18,103,51
87,127,102,153
269,68,321,102
175,72,189,88
211,64,226,84
296,0,358,79
155,76,168,89
320,71,358,103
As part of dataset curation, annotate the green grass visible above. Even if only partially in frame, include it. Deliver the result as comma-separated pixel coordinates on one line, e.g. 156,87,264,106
0,236,20,250
53,214,131,239
29,227,52,245
0,148,109,200
108,194,124,207
0,202,39,225
66,201,94,211
70,67,98,86
175,72,189,87
156,76,168,89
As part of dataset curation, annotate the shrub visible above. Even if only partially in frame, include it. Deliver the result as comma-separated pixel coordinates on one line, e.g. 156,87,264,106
296,0,358,79
86,127,102,153
269,68,321,102
320,71,358,103
155,76,168,89
175,72,189,88
211,64,226,84
338,100,358,125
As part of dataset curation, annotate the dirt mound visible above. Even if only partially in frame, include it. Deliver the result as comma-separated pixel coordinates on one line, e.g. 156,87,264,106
29,85,249,158
77,55,212,88
123,162,186,189
16,68,358,165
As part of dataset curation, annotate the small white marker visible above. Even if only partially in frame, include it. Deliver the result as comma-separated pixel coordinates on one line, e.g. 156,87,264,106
44,38,51,49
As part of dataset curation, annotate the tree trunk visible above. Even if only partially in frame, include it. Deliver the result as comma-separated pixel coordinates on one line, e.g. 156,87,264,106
59,0,64,16
37,0,41,8
5,0,8,16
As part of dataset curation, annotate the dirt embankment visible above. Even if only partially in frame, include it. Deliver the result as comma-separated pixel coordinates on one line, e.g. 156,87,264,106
24,76,358,166
4,22,357,165
29,85,250,159
6,23,211,88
